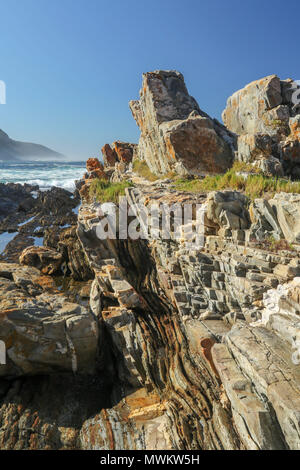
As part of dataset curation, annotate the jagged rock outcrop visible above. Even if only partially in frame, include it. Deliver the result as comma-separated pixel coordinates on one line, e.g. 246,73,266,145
249,198,283,241
1,73,300,451
223,75,300,177
55,226,94,280
85,158,107,180
1,172,300,449
0,183,39,222
130,70,235,176
101,143,118,167
0,263,99,377
113,141,136,164
70,179,300,450
102,142,136,168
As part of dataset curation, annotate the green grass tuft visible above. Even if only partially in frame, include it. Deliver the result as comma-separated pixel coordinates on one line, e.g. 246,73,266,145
173,169,300,200
89,179,134,203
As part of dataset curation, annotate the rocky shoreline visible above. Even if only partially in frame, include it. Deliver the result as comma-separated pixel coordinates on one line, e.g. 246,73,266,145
0,71,300,450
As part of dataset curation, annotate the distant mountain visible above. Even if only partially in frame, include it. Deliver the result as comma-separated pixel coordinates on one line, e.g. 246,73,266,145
0,129,63,161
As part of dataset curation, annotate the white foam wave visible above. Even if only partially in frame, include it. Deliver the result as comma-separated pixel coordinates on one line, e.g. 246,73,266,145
0,162,86,192
23,178,77,192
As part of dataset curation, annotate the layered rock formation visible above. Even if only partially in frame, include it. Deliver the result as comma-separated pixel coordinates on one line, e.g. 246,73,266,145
0,71,300,451
1,172,300,449
130,70,235,176
75,178,300,450
223,75,300,177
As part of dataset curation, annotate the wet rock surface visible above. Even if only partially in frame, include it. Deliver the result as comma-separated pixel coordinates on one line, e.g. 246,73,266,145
0,183,39,222
0,183,83,278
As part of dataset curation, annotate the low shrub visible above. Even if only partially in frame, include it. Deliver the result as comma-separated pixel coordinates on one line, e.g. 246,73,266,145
89,179,134,203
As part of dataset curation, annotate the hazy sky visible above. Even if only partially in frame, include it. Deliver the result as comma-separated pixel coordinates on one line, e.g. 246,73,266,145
0,0,299,160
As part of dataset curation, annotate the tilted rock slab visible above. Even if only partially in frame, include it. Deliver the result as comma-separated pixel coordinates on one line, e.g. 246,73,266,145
269,193,300,244
130,70,235,176
2,176,300,449
101,141,137,168
74,182,300,450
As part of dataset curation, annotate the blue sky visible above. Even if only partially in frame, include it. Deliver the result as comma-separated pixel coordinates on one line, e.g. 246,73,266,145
0,0,299,160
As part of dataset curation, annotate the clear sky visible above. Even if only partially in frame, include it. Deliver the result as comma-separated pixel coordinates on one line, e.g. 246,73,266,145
0,0,299,160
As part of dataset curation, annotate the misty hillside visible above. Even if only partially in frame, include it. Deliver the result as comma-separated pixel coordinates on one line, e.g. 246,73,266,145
0,129,63,161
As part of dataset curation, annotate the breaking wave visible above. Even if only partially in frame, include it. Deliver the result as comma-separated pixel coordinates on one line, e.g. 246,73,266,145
0,161,86,192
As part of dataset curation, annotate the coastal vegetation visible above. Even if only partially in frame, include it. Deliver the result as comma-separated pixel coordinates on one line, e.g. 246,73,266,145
173,167,300,200
89,178,134,203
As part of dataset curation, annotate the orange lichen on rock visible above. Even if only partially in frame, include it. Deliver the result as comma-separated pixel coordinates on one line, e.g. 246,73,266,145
101,144,118,167
86,158,108,180
113,141,136,164
86,158,103,172
289,118,300,140
200,337,219,378
130,70,234,176
33,275,58,292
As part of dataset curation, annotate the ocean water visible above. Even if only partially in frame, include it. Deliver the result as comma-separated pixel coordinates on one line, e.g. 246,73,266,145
0,161,87,192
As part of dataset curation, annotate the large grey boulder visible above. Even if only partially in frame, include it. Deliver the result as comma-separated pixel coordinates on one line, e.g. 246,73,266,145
206,191,250,230
223,75,300,177
237,133,274,162
130,70,235,176
222,75,285,136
